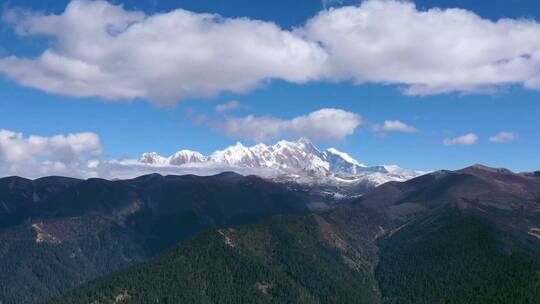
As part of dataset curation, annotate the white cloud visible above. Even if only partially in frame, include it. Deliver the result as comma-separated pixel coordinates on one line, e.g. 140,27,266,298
489,131,518,143
0,128,326,179
2,0,540,104
443,133,479,146
217,108,362,143
301,0,540,95
0,0,326,105
89,159,279,180
214,100,248,112
0,128,263,179
0,129,102,177
373,120,418,133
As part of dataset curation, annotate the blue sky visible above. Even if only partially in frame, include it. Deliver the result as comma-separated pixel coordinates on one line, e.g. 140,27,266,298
0,0,539,177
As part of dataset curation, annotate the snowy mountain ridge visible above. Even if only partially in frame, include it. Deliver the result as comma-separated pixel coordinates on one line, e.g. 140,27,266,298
138,138,423,186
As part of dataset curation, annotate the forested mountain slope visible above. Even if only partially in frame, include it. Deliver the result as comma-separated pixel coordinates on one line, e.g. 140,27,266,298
0,172,320,303
51,165,540,303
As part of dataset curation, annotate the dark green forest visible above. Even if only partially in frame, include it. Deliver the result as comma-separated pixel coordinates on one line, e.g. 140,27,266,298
376,206,540,304
1,166,539,303
52,205,540,304
51,214,380,304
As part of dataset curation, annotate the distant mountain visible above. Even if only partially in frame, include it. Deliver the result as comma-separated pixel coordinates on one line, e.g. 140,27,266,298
53,165,540,304
0,172,322,304
366,164,540,303
137,138,423,187
358,164,540,229
0,176,82,228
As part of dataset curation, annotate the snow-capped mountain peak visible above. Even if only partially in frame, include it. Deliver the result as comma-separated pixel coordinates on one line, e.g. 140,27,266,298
139,152,168,165
169,150,207,165
325,148,364,167
136,138,423,186
210,142,261,167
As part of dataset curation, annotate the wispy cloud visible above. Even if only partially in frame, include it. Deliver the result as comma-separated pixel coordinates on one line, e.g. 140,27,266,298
443,133,478,146
372,120,418,133
489,131,518,143
214,100,249,113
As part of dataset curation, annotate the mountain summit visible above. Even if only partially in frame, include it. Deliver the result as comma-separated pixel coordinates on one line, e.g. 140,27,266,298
138,138,422,186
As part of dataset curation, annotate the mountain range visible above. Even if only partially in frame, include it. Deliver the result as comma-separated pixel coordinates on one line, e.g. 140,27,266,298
136,138,422,187
1,164,539,303
50,164,540,304
0,173,317,303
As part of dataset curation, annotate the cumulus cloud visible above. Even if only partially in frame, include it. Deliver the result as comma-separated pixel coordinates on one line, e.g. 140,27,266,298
301,0,540,95
0,0,326,105
214,101,248,112
0,129,102,177
2,0,540,104
489,131,518,143
217,108,362,143
373,120,418,133
443,133,479,146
